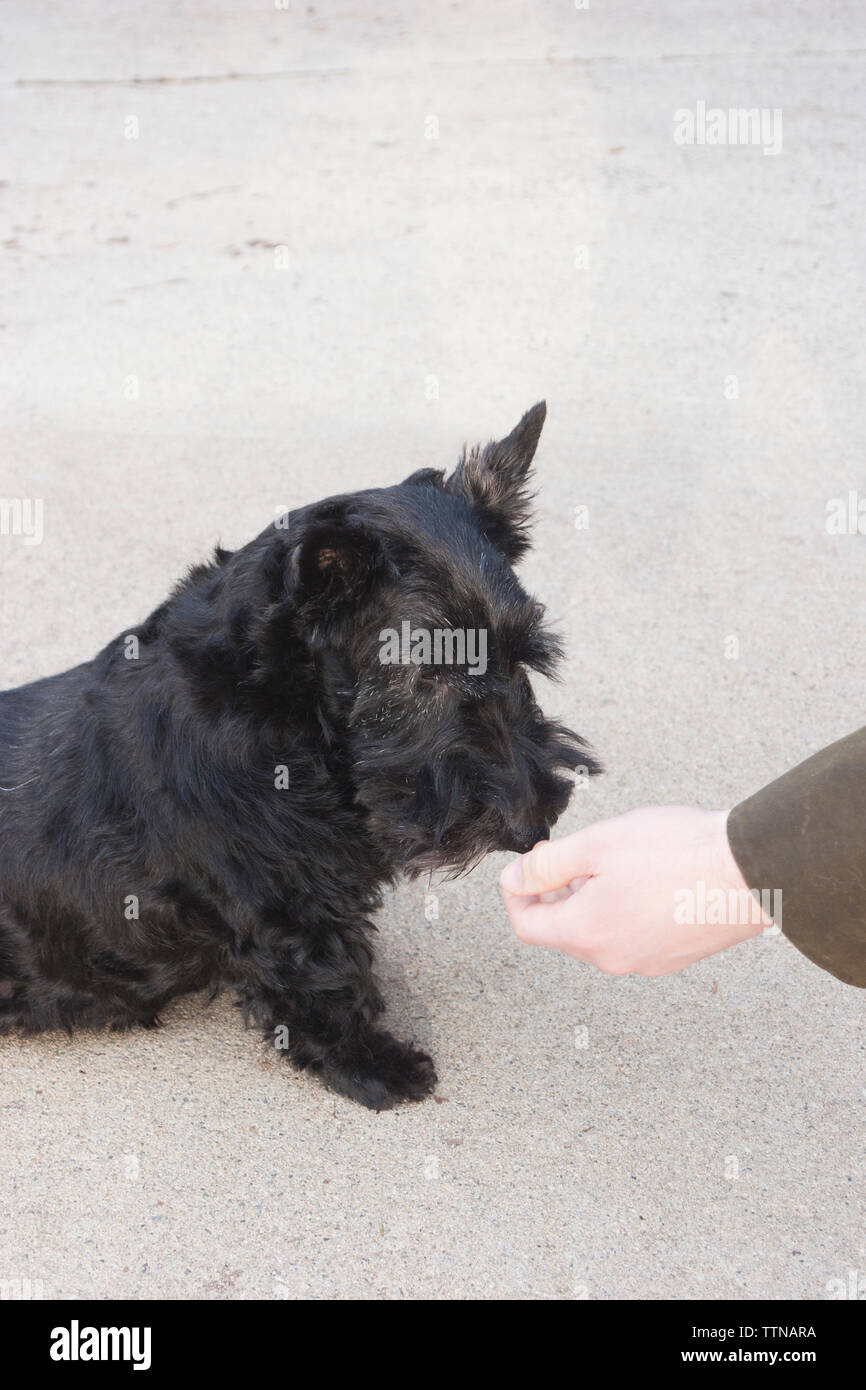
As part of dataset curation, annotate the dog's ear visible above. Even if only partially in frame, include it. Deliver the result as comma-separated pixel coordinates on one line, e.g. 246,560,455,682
401,466,446,488
445,401,546,562
288,516,388,640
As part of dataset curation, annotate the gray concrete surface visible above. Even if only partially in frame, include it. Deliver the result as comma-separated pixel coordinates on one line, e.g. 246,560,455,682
1,1,865,1300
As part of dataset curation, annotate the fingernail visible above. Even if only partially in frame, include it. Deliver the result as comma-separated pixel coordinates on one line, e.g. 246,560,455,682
500,857,524,892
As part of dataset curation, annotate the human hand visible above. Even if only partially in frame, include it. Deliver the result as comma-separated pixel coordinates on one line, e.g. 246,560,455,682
499,806,772,976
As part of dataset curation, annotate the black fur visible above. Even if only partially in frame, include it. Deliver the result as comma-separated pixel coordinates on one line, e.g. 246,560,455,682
0,403,599,1107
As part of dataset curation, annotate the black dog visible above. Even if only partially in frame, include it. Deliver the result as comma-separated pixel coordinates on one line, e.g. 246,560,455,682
0,403,598,1107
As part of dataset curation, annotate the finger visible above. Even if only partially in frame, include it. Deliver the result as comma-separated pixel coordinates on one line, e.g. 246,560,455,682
538,886,573,904
500,828,602,896
502,880,597,953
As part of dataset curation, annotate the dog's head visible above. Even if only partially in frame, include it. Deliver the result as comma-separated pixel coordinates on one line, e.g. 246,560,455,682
282,402,600,876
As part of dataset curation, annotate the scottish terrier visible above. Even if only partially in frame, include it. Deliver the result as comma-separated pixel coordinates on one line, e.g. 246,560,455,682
0,403,599,1107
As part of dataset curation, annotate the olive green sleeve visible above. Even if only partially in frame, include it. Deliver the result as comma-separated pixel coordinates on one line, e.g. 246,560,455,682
727,727,866,988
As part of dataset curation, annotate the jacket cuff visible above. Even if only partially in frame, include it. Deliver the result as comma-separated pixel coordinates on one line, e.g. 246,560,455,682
726,727,866,988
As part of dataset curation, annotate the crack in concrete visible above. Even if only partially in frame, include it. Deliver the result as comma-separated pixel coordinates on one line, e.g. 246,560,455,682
8,48,866,88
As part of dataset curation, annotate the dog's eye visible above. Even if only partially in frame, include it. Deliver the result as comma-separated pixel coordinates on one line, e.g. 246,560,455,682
415,669,454,699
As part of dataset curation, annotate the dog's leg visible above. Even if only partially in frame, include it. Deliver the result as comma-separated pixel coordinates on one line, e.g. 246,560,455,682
235,914,437,1109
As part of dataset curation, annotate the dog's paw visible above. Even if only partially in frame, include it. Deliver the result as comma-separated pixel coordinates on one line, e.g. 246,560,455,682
324,1029,437,1110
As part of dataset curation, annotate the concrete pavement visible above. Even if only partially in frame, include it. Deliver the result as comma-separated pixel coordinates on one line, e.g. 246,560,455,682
1,1,864,1299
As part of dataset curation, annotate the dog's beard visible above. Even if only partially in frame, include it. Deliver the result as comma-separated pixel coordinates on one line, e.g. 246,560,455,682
353,742,583,881
344,663,597,878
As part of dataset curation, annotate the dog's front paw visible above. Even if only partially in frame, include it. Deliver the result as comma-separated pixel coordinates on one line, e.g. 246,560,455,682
324,1029,437,1110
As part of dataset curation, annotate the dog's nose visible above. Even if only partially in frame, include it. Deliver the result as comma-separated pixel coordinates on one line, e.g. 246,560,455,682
506,823,550,854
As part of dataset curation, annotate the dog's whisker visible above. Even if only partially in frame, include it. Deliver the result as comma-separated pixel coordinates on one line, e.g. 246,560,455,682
0,775,40,792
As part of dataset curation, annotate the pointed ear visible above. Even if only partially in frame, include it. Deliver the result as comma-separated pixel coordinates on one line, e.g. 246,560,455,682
289,515,388,640
445,401,547,562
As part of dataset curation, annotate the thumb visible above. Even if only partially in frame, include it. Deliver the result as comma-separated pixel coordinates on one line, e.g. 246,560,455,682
500,826,601,896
